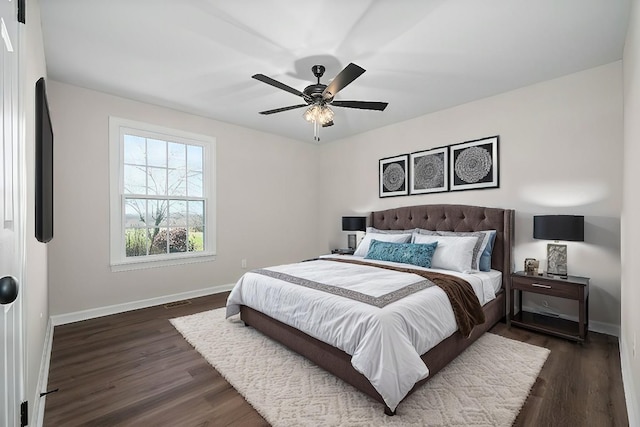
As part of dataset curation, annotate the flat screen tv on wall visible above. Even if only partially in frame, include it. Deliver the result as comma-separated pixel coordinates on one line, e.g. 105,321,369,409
35,77,53,243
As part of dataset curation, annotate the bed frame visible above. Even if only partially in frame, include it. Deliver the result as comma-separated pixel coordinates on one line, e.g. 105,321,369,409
240,204,514,414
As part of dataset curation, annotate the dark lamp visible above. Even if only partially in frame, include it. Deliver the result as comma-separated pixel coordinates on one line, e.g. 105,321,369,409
342,216,366,250
533,215,584,278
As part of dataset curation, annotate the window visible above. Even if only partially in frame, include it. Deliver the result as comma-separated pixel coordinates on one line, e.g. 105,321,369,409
109,117,216,271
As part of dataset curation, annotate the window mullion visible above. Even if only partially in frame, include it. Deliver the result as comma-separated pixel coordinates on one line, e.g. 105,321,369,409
185,143,189,198
124,194,203,202
164,141,169,255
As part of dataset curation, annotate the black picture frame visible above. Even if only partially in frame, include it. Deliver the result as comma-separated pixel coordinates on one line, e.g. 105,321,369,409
35,77,54,243
409,146,449,194
449,135,499,192
379,154,408,198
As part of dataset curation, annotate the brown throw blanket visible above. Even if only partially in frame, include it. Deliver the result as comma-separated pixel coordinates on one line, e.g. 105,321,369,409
320,258,486,337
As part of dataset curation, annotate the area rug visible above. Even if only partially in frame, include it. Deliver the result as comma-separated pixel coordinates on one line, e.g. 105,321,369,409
171,308,550,426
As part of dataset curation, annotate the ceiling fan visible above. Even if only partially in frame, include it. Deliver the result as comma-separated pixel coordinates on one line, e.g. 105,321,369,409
252,63,388,141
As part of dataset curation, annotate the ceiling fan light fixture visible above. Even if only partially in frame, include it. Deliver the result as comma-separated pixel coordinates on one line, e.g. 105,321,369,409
302,105,318,122
303,104,334,142
303,104,334,125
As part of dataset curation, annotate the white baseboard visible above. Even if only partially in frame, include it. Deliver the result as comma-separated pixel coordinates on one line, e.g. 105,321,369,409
33,319,54,427
620,338,638,427
50,283,235,326
588,319,621,338
521,304,620,337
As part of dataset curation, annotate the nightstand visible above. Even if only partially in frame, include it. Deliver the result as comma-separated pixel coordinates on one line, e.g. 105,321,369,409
509,271,589,342
331,248,355,255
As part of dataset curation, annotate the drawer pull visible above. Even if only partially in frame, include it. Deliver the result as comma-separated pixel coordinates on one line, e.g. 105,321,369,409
531,283,552,289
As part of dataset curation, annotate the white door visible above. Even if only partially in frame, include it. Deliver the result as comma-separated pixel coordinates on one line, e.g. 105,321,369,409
0,0,24,425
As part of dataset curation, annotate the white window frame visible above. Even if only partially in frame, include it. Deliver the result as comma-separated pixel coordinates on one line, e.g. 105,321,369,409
109,117,216,271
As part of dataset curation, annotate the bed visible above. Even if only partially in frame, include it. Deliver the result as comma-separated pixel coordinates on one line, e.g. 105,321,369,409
227,204,514,415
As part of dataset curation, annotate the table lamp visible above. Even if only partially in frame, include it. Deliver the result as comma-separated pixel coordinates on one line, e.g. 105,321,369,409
342,216,366,250
533,215,584,278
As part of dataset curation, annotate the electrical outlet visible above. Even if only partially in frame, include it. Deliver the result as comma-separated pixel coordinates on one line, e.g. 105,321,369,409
241,259,247,269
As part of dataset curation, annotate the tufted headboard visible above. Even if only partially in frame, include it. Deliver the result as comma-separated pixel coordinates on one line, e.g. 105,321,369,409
371,204,514,290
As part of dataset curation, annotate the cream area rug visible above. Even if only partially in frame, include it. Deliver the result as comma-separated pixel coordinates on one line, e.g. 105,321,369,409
170,308,550,427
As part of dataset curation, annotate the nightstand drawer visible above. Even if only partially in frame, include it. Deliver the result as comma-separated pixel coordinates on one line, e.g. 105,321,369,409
511,276,580,299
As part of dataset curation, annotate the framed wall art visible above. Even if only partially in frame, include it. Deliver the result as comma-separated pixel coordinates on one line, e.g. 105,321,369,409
379,154,408,198
409,146,448,194
449,135,499,192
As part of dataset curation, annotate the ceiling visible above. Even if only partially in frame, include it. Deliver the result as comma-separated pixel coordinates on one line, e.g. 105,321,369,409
39,0,630,143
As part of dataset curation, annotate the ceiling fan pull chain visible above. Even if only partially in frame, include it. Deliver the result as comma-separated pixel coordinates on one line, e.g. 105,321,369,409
314,121,320,142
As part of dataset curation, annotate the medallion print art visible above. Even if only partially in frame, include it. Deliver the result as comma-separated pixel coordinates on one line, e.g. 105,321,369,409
454,146,492,184
414,153,445,189
383,162,406,191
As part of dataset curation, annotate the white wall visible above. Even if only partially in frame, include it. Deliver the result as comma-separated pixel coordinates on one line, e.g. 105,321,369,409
47,82,322,315
622,0,640,423
24,0,51,422
319,62,623,333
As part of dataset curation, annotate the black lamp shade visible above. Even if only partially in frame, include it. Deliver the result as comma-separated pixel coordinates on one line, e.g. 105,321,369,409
342,216,366,232
533,215,584,242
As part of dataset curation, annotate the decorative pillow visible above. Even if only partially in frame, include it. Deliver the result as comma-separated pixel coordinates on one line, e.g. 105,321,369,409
413,229,494,271
353,232,412,257
365,240,438,268
412,233,478,273
478,230,497,271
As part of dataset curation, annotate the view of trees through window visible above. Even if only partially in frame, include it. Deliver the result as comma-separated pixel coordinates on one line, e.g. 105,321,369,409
123,134,206,257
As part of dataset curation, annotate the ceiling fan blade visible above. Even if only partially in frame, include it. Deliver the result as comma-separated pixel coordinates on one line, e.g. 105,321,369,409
259,104,308,115
322,63,365,100
331,100,388,111
252,74,312,102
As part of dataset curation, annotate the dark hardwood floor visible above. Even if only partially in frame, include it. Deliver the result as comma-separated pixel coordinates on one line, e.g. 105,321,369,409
43,293,629,426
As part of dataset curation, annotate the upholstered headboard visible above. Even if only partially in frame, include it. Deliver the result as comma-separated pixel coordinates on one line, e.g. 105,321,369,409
370,204,514,290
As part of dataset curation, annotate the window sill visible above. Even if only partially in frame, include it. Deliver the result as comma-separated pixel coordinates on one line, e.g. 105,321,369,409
110,252,216,272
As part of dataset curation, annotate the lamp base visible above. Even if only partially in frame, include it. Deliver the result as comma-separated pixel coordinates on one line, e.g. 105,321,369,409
546,243,568,277
347,234,356,250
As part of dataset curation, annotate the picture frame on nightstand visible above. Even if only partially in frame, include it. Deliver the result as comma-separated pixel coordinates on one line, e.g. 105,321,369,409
524,258,539,275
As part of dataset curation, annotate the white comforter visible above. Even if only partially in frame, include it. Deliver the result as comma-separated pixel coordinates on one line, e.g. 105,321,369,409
225,255,499,411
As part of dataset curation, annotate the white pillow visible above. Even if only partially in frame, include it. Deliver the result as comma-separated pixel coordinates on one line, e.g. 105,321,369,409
353,232,412,257
412,234,478,273
413,229,494,271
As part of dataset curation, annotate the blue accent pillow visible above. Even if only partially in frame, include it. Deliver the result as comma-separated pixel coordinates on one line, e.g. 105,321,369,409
365,239,438,268
479,231,497,271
